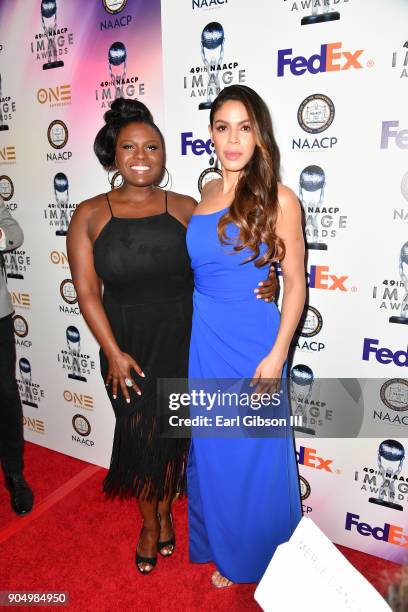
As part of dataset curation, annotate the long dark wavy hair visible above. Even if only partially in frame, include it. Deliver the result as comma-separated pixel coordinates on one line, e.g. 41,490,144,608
210,85,285,267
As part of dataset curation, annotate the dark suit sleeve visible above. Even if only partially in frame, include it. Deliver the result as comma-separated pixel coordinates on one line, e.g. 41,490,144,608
0,195,24,252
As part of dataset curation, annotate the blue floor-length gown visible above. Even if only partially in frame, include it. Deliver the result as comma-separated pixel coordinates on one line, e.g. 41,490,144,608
186,207,302,583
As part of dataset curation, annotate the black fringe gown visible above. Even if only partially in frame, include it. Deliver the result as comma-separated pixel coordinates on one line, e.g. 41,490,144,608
93,192,192,500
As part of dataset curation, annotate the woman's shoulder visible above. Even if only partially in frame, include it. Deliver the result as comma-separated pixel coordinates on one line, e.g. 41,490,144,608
167,190,198,218
277,183,297,202
277,183,300,213
201,178,222,197
167,189,197,205
74,193,109,218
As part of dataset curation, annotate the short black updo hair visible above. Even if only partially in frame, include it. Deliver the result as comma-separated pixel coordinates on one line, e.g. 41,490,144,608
94,98,164,169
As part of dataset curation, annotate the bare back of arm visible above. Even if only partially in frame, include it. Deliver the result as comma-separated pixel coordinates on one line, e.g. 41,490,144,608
66,195,121,359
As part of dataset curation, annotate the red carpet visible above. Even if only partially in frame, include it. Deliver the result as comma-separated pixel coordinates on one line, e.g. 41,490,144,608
0,443,401,611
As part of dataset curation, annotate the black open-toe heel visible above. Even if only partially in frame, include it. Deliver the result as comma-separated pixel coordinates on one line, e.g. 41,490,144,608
136,528,157,574
157,512,176,557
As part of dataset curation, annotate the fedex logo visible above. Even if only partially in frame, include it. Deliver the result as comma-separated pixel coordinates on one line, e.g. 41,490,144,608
275,264,349,291
297,446,336,473
307,265,348,291
345,513,408,547
380,121,408,149
362,338,408,367
181,132,214,156
277,43,364,77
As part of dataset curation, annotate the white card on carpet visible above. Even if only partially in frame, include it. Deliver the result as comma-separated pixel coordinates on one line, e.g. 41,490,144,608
254,517,391,612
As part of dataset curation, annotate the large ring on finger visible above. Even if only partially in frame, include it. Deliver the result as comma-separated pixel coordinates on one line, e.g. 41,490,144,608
124,377,133,387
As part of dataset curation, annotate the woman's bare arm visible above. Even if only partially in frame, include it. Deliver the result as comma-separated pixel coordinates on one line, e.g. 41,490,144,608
251,185,305,387
67,199,143,400
67,200,119,357
271,184,306,360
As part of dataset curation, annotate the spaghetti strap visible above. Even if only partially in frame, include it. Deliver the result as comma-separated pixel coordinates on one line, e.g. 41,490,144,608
105,193,114,217
164,190,168,213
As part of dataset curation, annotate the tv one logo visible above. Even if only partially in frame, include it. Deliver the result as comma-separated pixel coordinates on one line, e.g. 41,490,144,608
345,513,408,548
380,121,408,150
277,43,369,77
37,85,71,105
63,390,93,410
50,250,69,266
11,293,31,309
0,146,16,162
23,416,45,434
362,338,408,367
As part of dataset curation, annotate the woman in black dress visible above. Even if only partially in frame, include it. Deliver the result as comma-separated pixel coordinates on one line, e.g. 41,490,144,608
67,98,275,574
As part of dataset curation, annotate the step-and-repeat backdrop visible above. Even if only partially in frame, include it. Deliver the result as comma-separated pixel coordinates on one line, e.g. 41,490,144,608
1,0,407,564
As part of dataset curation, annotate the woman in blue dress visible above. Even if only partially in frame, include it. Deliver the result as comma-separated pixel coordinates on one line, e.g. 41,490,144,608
186,85,305,587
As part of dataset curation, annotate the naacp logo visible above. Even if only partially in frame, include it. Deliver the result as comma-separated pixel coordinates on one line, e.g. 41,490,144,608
192,0,229,9
47,119,68,149
299,474,312,514
13,314,29,338
297,306,323,338
395,171,408,222
299,475,311,500
0,175,14,201
298,94,335,134
72,414,91,437
198,167,222,193
380,379,408,413
293,94,337,151
60,279,77,305
72,414,95,447
103,0,127,13
101,1,132,30
401,171,408,202
60,279,80,316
